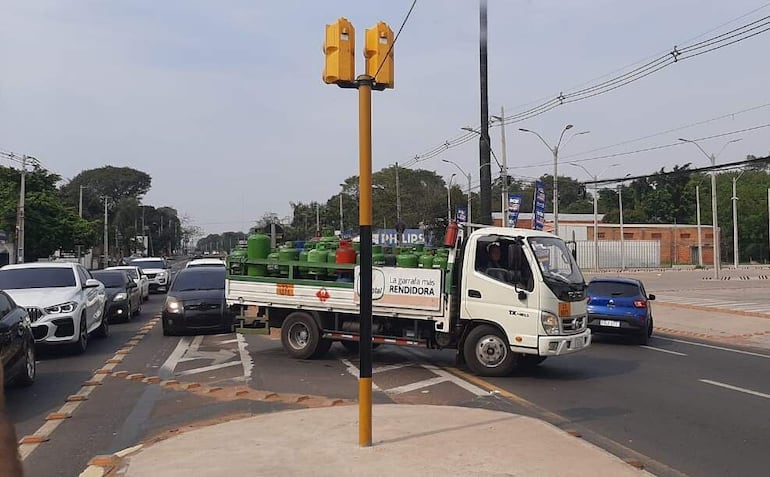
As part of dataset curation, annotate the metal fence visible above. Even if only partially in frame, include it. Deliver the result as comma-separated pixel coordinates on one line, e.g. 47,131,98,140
575,240,661,270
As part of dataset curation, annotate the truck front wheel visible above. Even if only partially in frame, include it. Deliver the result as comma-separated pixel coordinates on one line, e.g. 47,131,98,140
463,325,516,377
281,312,322,360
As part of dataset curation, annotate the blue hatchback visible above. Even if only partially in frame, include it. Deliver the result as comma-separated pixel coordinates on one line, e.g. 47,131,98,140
586,277,655,344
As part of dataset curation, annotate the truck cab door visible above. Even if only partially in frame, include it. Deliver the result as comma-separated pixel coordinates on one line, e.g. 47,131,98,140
462,237,540,350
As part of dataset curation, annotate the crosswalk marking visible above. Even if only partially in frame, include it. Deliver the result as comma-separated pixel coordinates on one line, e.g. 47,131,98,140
656,295,770,315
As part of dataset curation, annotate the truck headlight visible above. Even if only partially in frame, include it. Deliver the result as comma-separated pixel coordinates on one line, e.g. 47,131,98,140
165,297,182,313
541,311,560,335
45,301,77,314
114,293,127,301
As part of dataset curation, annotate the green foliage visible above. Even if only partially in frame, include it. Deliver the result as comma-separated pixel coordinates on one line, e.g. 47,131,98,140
0,165,97,261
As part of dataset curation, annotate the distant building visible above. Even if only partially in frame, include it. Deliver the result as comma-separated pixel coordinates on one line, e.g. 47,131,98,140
492,212,714,267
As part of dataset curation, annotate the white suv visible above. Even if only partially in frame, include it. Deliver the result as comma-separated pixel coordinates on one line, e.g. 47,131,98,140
130,257,171,293
0,262,107,354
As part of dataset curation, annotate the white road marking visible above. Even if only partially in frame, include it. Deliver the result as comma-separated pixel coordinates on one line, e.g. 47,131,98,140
385,376,450,395
639,345,688,356
421,365,487,396
236,332,253,382
175,361,241,376
372,363,412,374
160,336,192,378
699,379,770,399
339,358,381,391
217,338,239,345
656,336,770,359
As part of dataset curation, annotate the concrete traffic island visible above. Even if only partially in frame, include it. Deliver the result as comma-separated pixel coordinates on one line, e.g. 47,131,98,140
106,404,649,476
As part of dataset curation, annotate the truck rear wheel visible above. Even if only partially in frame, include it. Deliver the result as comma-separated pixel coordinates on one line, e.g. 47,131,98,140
281,312,322,360
463,324,516,377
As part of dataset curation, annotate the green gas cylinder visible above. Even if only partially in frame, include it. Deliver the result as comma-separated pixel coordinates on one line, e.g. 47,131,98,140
246,234,270,276
419,251,434,269
298,245,311,275
397,249,419,268
432,253,448,270
307,243,327,277
267,250,280,276
372,245,386,267
278,243,299,276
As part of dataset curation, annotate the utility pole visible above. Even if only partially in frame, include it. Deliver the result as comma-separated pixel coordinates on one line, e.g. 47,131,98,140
395,162,402,244
618,185,625,271
478,0,492,225
696,185,703,267
339,189,344,236
315,203,320,237
15,156,28,264
102,196,109,268
732,171,744,269
498,106,508,226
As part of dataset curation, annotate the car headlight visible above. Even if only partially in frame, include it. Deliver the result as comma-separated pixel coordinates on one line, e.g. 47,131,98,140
45,301,78,314
114,293,128,301
158,271,167,277
541,311,561,335
165,297,182,313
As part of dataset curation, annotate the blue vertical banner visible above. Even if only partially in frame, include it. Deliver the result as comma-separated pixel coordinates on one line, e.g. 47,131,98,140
533,179,546,231
507,194,522,227
455,206,467,223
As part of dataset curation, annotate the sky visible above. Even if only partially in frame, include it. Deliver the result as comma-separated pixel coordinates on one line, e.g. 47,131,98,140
1,1,769,236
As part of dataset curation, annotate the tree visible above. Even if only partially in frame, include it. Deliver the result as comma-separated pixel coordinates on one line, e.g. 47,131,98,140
61,166,152,220
0,165,98,261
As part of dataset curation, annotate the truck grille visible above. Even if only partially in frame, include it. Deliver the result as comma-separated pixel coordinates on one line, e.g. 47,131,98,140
26,307,43,322
561,315,586,334
145,273,157,279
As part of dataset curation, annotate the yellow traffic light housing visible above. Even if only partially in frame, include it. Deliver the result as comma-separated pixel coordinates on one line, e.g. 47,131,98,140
323,17,355,86
364,22,394,90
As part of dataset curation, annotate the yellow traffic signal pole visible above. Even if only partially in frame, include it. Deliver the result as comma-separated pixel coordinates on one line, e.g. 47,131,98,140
357,74,374,447
324,16,393,448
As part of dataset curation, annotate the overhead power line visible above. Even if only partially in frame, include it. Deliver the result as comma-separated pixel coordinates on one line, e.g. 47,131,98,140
585,154,770,186
562,101,770,160
405,6,770,168
508,122,770,170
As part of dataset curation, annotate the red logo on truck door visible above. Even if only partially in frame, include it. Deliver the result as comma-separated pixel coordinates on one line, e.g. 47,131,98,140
316,288,330,302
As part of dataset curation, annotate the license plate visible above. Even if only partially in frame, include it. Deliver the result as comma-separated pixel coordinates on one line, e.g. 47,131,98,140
600,319,621,328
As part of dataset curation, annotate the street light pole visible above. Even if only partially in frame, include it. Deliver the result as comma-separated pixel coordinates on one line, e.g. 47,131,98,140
732,171,745,269
442,159,473,224
570,163,618,270
618,185,625,271
102,196,109,268
491,107,509,226
696,185,703,267
519,125,588,236
679,138,741,278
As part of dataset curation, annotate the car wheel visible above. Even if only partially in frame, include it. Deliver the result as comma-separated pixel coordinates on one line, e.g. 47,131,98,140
15,341,36,386
281,312,323,360
96,312,110,339
463,324,516,377
71,312,89,354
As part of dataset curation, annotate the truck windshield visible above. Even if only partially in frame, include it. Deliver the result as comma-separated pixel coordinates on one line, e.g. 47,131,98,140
528,237,584,285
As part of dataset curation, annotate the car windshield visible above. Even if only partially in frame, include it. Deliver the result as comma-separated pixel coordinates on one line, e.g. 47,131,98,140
528,237,584,284
0,268,77,289
171,269,225,292
134,260,164,270
124,269,139,279
92,272,126,288
588,282,641,297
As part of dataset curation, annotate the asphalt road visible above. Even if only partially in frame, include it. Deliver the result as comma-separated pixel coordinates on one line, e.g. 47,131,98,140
6,291,768,476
